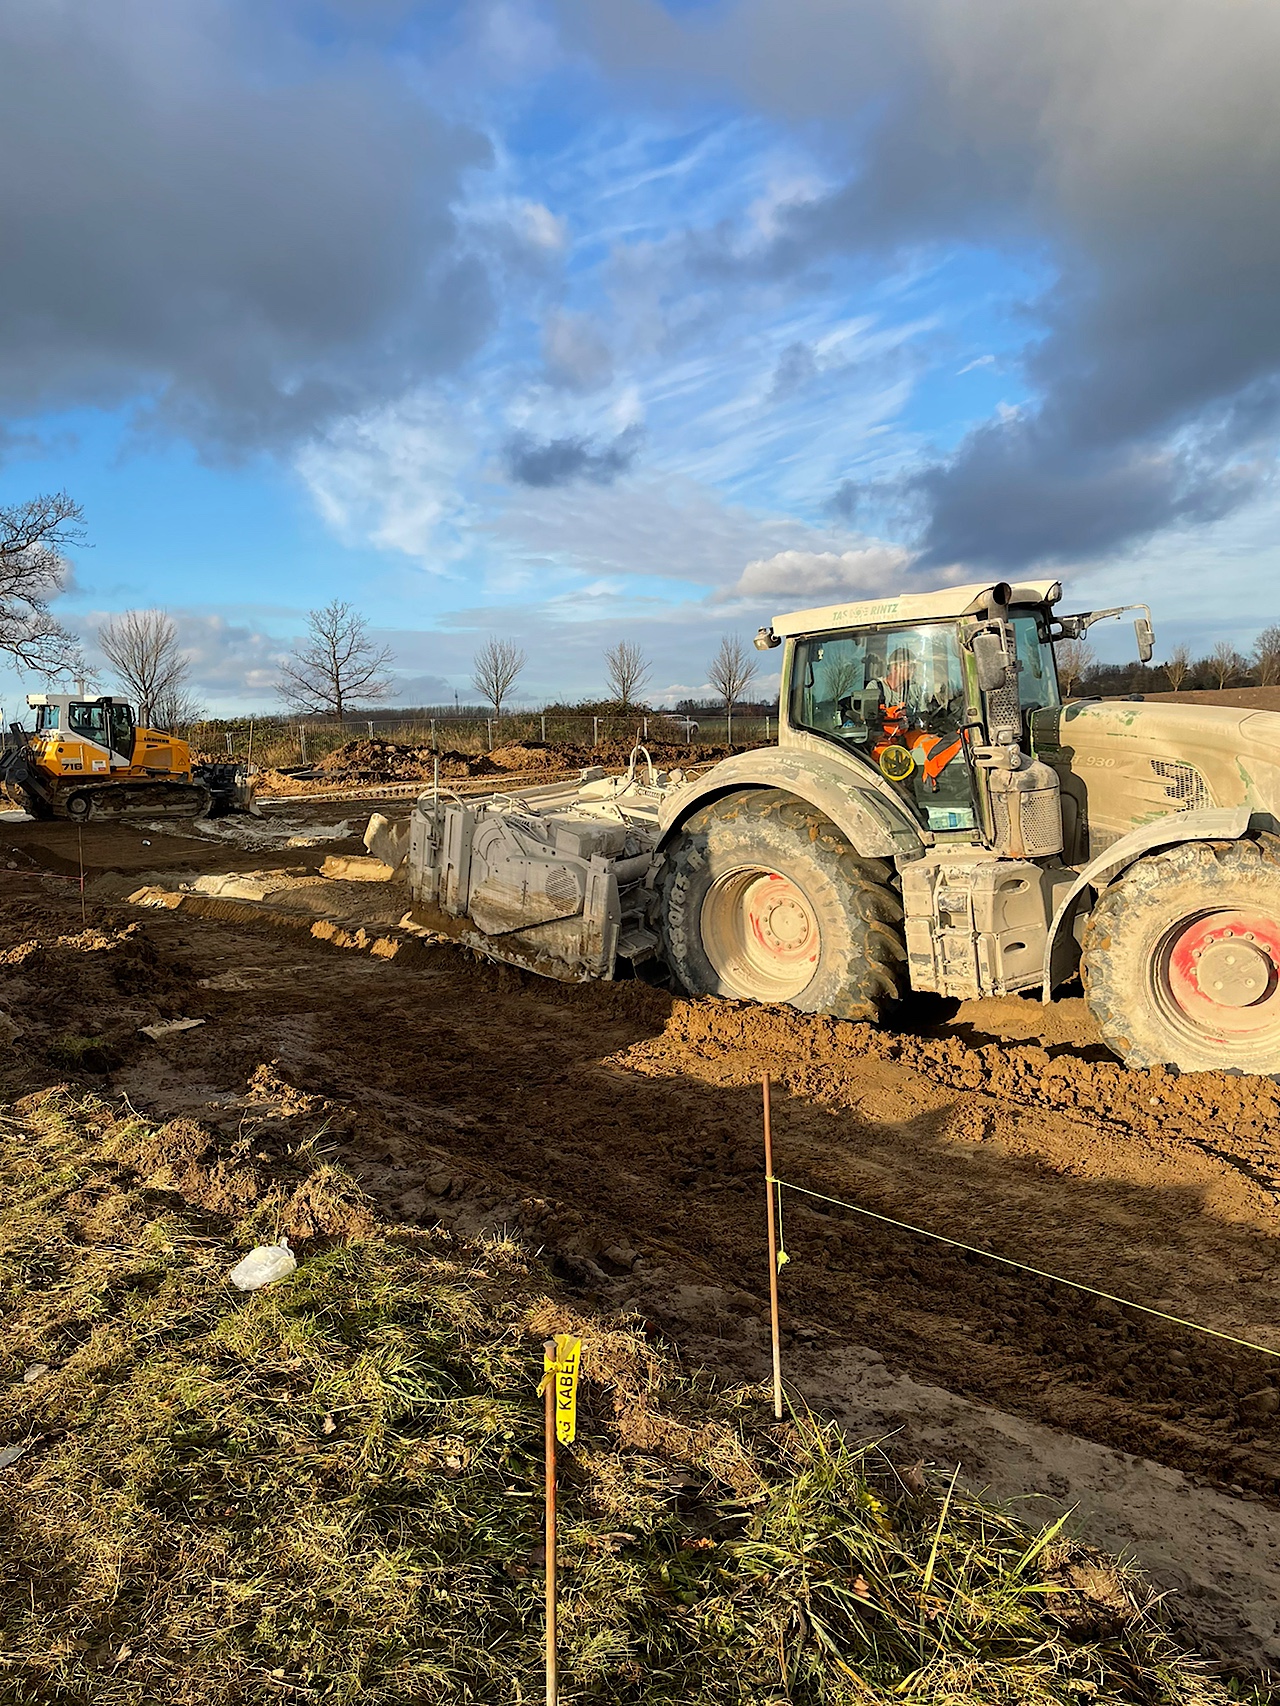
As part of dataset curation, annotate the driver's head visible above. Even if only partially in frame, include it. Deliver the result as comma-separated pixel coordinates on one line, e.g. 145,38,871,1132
886,647,913,695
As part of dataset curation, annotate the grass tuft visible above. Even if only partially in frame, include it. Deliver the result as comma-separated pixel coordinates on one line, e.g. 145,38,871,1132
0,1093,1267,1704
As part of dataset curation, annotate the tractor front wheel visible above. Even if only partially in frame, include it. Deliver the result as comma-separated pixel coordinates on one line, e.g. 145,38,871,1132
1081,835,1280,1074
657,790,906,1020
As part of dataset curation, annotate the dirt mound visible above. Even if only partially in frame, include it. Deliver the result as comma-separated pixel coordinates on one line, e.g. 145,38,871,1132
488,739,562,770
318,737,437,781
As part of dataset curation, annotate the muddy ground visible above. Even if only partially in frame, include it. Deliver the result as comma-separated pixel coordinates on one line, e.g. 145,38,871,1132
3,795,1280,1670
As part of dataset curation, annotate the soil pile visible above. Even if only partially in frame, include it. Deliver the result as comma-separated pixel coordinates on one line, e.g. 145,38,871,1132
0,1087,1248,1705
255,736,754,796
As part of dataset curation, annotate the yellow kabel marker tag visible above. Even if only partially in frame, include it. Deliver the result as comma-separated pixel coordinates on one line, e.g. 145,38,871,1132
543,1334,582,1444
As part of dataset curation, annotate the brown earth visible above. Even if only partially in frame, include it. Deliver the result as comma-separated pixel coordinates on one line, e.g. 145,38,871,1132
4,799,1280,1663
255,736,739,797
1137,687,1280,711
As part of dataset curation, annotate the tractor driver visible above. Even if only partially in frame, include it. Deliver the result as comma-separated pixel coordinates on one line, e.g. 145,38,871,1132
874,641,966,794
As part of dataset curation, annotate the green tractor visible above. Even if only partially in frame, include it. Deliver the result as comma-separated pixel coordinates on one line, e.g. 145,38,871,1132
409,579,1280,1075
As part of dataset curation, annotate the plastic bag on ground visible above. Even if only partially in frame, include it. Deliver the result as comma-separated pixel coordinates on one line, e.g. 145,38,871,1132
228,1238,297,1292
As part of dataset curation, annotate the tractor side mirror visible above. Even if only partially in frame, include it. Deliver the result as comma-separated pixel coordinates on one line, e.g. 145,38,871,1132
1134,616,1154,663
971,630,1010,693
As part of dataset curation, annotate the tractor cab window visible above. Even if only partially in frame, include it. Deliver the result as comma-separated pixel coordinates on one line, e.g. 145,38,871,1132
1010,613,1060,715
34,704,59,732
790,622,977,833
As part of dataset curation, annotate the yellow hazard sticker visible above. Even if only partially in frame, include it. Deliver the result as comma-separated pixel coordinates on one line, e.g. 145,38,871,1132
541,1334,582,1444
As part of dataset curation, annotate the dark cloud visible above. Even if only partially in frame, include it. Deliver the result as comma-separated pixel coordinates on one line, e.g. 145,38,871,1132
563,0,1280,563
502,425,642,488
0,1,492,455
836,416,1266,570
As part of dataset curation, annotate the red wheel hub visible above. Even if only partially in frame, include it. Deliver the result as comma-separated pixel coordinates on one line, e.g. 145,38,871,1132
743,874,818,972
1165,911,1280,1036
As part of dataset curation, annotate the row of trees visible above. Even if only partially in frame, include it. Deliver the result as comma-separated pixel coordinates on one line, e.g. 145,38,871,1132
0,491,765,726
14,486,1274,727
1056,631,1280,696
468,632,758,720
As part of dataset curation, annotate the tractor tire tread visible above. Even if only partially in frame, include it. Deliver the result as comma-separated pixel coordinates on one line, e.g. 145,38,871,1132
659,789,907,1022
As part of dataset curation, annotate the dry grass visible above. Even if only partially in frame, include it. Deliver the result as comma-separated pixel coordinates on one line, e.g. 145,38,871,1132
0,1091,1267,1704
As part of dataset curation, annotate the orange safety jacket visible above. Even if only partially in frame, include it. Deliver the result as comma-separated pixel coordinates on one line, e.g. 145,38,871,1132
871,703,964,791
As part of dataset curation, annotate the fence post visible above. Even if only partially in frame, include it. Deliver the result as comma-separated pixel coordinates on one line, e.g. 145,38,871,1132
765,713,770,743
430,718,436,751
728,709,733,748
685,718,692,746
299,725,308,765
225,731,234,757
368,720,374,738
643,716,648,739
541,713,546,743
487,717,493,751
246,718,254,773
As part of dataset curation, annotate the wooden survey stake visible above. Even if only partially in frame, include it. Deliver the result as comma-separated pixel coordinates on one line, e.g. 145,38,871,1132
541,1334,582,1706
763,1074,783,1419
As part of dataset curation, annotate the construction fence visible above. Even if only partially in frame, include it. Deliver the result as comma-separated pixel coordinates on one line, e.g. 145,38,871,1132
185,710,777,771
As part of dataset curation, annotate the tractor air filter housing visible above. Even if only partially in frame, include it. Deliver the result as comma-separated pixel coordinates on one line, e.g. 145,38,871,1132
986,757,1063,860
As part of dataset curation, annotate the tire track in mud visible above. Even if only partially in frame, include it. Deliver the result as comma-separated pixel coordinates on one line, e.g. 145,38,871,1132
6,877,1280,1505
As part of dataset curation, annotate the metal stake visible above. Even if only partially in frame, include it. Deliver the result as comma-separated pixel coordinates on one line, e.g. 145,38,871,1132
77,824,86,928
763,1073,783,1419
544,1342,559,1706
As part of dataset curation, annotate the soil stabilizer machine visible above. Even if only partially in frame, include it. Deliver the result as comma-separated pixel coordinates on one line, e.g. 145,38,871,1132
408,579,1280,1076
0,691,252,821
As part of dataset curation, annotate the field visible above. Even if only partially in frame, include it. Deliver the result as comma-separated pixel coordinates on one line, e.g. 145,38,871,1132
3,783,1280,1688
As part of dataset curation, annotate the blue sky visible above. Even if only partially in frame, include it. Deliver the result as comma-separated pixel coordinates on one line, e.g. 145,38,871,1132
2,0,1279,715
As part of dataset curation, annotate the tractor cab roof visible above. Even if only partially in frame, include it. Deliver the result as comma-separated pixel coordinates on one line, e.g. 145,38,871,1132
771,579,1063,640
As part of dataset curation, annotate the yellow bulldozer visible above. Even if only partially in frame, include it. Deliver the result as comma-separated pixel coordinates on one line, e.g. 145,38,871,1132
0,691,252,821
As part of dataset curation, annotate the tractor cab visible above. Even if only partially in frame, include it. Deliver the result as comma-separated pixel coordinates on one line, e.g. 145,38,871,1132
767,582,1070,845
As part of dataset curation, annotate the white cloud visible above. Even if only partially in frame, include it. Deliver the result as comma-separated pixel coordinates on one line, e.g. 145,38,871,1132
295,394,475,565
82,609,288,704
732,543,915,599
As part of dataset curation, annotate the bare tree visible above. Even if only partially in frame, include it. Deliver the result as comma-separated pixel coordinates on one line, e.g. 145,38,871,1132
708,635,757,716
278,600,393,722
152,684,205,732
1253,625,1280,687
471,637,526,717
98,609,191,724
1207,639,1246,689
604,639,651,707
1164,643,1192,692
1053,637,1096,696
0,490,85,675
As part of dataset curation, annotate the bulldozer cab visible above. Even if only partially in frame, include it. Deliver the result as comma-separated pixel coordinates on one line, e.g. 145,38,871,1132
31,695,135,765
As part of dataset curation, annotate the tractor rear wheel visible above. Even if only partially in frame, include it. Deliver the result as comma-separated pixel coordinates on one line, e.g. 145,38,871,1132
657,790,906,1020
1081,835,1280,1073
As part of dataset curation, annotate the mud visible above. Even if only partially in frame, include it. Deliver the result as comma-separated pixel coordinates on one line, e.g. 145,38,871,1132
3,803,1280,1667
255,736,740,797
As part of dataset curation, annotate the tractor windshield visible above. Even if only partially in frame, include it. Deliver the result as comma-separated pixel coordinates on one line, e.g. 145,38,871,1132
789,622,978,832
